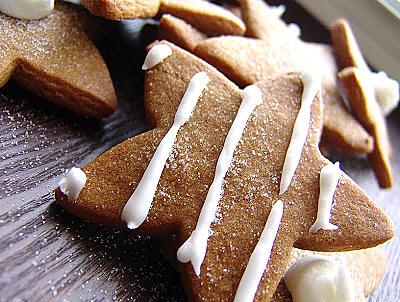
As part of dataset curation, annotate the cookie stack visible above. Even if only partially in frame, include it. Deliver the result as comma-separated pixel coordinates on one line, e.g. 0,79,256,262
1,1,397,301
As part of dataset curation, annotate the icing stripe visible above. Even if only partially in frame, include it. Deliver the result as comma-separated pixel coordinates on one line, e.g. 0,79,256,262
177,85,263,276
234,200,284,302
121,71,210,229
279,72,320,195
142,44,173,70
309,162,340,234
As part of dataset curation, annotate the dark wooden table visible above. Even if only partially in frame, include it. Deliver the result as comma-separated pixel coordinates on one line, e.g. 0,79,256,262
0,2,399,301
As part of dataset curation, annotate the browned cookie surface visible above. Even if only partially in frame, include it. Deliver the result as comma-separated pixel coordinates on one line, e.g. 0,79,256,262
331,18,369,70
194,36,373,154
159,14,206,52
0,2,117,118
81,0,161,19
339,67,393,188
56,42,393,302
159,0,245,36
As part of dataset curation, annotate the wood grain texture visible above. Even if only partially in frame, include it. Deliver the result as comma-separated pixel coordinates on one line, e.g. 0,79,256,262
0,3,399,302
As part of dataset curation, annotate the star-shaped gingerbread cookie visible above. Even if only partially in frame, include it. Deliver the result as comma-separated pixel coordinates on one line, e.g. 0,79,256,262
0,1,117,118
191,0,373,155
55,42,393,301
82,0,245,36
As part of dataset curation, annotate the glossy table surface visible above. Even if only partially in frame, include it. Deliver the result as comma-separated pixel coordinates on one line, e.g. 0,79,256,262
0,2,399,301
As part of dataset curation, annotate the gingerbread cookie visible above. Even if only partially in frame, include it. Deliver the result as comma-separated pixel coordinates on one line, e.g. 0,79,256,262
189,0,374,155
194,36,373,154
80,0,161,20
331,19,399,115
320,85,374,154
80,0,245,36
238,0,291,41
339,67,393,188
55,42,393,302
0,1,117,118
158,0,245,36
159,14,206,52
332,19,396,188
243,0,377,154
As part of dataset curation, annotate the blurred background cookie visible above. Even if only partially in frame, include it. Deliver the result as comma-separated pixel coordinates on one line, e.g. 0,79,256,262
0,1,117,118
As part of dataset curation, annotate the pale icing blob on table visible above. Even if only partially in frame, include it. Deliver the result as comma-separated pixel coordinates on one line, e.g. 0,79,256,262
309,162,340,234
279,72,320,195
284,255,356,302
234,200,284,302
288,23,301,38
270,4,286,18
370,71,399,116
58,167,87,202
142,44,173,71
0,0,81,20
121,71,210,230
177,85,263,276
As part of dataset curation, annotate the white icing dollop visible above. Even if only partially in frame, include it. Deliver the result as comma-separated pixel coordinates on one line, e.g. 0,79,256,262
58,167,87,201
271,4,286,18
121,71,210,230
177,85,263,276
279,72,320,195
0,0,54,20
370,71,399,116
288,23,301,38
284,256,356,302
309,162,340,234
0,0,81,20
234,200,284,302
142,44,173,70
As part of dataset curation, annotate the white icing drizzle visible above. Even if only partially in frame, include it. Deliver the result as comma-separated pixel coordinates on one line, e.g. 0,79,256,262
142,44,173,70
176,85,263,276
284,255,355,302
234,200,284,302
58,167,87,201
121,72,210,229
309,162,340,234
279,72,320,195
